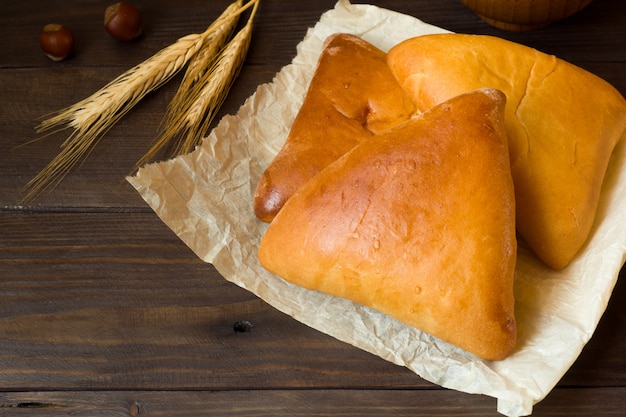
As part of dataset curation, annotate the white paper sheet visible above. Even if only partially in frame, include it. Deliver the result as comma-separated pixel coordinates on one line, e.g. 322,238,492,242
128,1,626,415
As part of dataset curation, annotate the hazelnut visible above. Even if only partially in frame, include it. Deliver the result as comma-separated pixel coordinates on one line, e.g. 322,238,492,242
104,2,143,41
39,24,74,61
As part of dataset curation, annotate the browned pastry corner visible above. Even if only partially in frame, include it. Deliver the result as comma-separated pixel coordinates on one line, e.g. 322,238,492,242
253,33,416,223
258,89,517,361
387,33,626,270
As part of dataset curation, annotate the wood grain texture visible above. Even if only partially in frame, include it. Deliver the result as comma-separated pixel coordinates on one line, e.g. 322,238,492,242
1,0,625,415
1,388,626,416
0,212,427,391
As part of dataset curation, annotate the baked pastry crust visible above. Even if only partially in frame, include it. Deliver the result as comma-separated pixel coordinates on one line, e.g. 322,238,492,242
387,33,626,269
258,89,517,361
253,33,416,222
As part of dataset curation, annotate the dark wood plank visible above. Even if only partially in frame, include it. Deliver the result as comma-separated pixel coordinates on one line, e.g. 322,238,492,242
0,389,499,417
1,1,258,68
0,387,625,416
0,212,428,391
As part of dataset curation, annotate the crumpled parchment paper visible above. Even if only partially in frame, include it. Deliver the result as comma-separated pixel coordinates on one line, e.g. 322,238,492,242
127,1,626,415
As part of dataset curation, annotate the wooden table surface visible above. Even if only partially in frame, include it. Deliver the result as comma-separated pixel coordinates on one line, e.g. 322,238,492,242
1,1,625,415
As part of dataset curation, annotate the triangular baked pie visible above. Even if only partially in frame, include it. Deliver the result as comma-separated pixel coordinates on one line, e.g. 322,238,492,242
259,89,517,361
253,33,416,222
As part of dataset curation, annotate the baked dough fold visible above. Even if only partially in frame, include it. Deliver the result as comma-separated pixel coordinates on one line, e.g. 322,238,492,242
258,89,517,361
387,33,626,269
253,33,416,223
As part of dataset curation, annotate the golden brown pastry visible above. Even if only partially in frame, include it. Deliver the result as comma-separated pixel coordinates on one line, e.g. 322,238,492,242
387,33,626,270
258,89,517,361
253,33,416,222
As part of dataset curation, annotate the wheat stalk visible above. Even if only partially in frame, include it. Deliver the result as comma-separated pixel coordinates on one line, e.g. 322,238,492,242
135,0,259,170
174,0,243,107
21,0,256,203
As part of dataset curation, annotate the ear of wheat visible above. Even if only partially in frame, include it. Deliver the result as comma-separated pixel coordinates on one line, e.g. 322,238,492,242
134,0,259,170
21,0,259,203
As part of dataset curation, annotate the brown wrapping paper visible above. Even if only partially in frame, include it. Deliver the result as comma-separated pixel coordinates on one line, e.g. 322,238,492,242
128,1,626,415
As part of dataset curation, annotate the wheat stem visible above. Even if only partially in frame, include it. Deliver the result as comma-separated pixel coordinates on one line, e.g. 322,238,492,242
145,0,259,166
132,0,246,170
21,0,256,203
134,0,259,170
175,0,243,102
